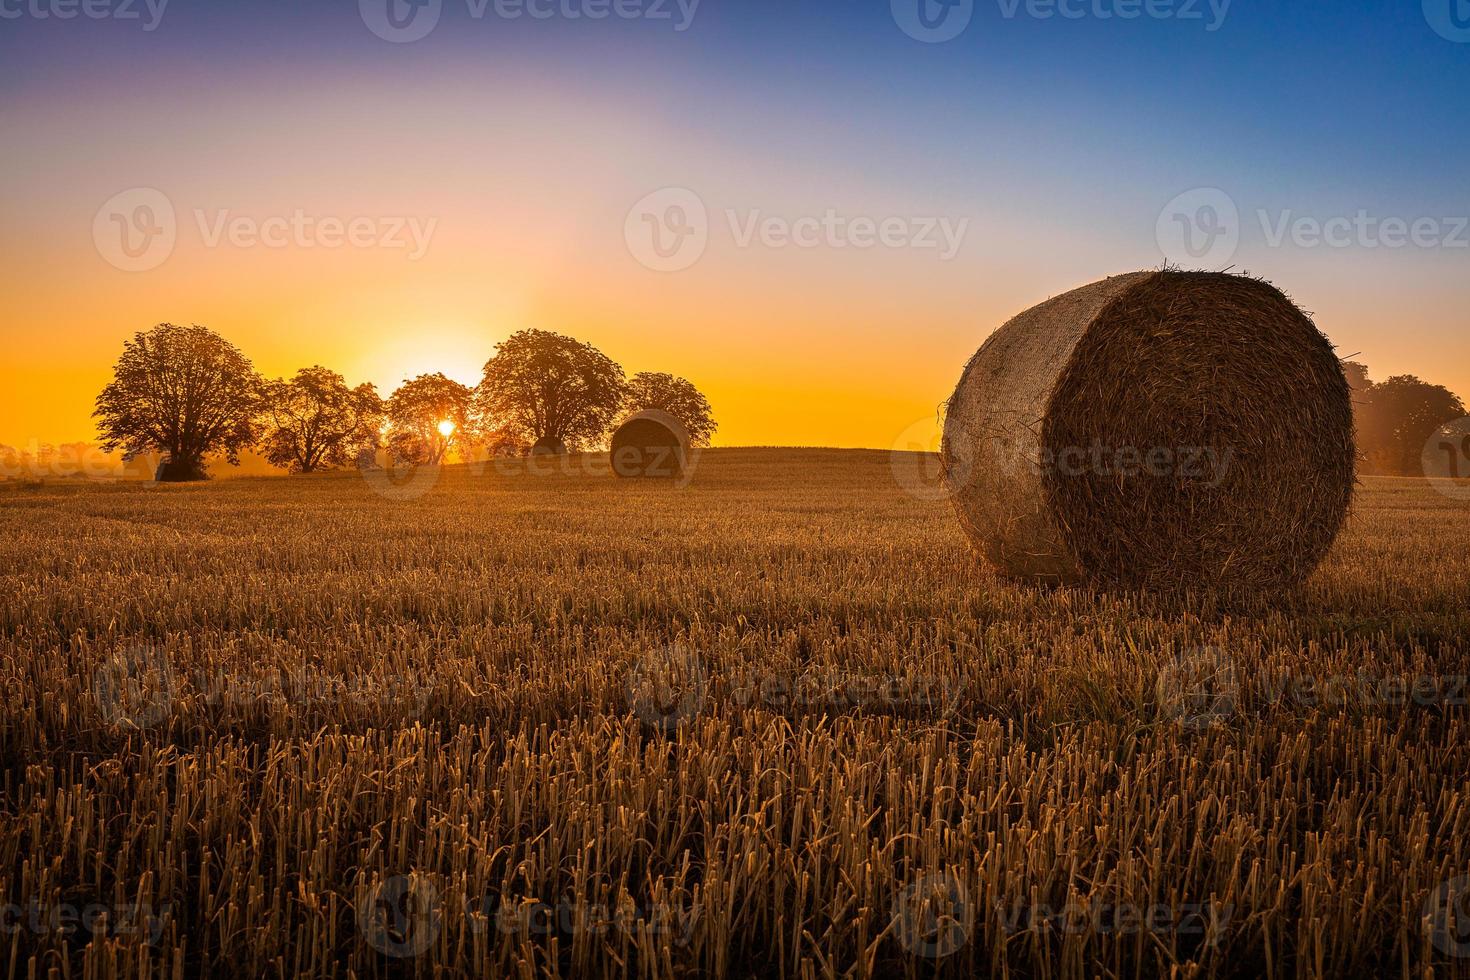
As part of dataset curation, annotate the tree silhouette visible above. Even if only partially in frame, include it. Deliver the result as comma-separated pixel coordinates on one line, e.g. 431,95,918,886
385,373,474,465
261,367,383,474
1341,360,1372,394
1356,375,1466,475
476,330,626,450
622,371,717,447
94,323,262,482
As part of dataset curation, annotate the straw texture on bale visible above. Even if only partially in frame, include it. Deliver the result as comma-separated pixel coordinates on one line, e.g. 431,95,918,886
611,409,690,479
941,270,1355,591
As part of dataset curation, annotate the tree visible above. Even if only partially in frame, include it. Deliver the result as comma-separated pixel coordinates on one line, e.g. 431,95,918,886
622,371,718,447
1341,360,1372,394
385,373,474,465
476,330,626,451
94,323,262,481
261,367,383,474
1356,375,1466,475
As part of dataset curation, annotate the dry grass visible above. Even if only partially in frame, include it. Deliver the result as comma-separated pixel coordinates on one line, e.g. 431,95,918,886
0,449,1467,978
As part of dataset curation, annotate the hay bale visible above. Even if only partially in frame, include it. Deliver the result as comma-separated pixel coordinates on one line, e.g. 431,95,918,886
941,270,1355,591
530,436,567,456
154,457,207,483
611,410,690,479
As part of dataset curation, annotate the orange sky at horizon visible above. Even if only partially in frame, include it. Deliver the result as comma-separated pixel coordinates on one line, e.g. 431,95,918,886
4,67,1468,455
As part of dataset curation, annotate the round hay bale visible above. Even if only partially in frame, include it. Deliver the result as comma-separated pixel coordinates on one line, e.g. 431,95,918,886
611,410,690,479
941,270,1354,591
154,457,207,483
530,435,567,456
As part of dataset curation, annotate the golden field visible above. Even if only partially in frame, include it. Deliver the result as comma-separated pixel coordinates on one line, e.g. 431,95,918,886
1,449,1467,978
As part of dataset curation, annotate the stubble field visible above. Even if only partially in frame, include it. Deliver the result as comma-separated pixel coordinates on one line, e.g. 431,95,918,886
1,448,1468,978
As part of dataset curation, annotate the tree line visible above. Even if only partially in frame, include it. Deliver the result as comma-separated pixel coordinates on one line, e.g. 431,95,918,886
94,324,717,481
1342,361,1466,475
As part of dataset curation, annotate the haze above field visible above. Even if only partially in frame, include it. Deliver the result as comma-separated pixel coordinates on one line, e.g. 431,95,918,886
2,0,1467,449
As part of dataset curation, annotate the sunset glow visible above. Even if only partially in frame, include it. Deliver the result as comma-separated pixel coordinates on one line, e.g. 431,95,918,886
2,3,1466,457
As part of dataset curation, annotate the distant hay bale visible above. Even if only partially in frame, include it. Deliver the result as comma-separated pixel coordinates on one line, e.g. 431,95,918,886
941,270,1355,592
611,410,690,479
530,436,567,456
154,458,207,483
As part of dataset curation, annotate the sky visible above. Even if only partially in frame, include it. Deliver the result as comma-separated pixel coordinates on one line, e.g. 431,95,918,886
2,0,1467,451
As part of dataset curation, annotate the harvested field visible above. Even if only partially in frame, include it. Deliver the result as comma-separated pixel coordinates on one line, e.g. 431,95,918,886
1,449,1467,978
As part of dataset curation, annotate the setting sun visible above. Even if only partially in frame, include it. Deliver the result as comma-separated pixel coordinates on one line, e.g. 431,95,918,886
437,420,457,438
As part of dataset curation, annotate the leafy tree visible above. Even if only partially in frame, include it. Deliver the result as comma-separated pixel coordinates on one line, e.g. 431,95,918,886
1341,360,1372,393
622,371,718,447
476,330,626,450
261,367,383,474
385,373,474,465
94,323,262,481
1356,375,1466,475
